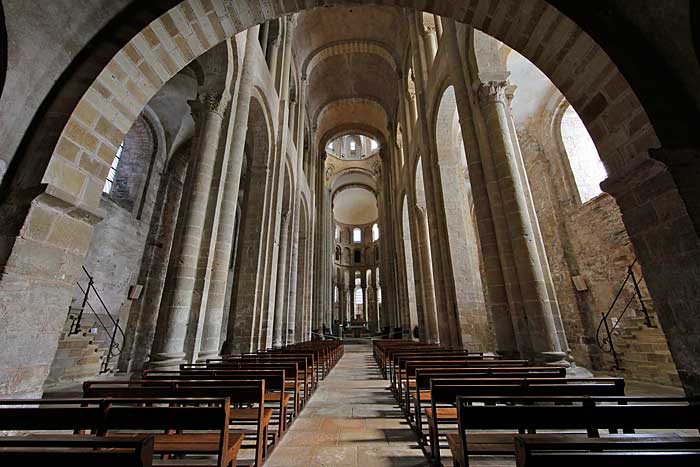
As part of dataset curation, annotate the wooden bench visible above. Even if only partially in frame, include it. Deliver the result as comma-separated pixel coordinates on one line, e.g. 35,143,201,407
402,364,563,412
99,398,244,467
196,359,306,416
428,378,626,463
0,398,244,467
84,382,266,467
408,367,567,437
392,356,527,398
514,434,700,467
448,396,698,467
143,368,287,439
0,436,154,467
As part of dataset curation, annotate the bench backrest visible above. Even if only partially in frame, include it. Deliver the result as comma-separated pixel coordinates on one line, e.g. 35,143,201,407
0,436,154,467
430,377,626,403
0,399,105,432
414,368,567,389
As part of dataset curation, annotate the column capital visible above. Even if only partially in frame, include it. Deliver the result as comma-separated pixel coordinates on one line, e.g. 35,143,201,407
477,81,509,107
190,92,230,118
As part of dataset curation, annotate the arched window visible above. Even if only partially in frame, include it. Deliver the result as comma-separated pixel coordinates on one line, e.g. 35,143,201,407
103,142,124,193
334,285,339,303
354,250,362,263
371,139,378,151
335,226,339,241
560,105,607,203
377,286,382,304
354,287,364,305
353,227,362,243
335,246,341,261
350,140,356,151
372,223,379,241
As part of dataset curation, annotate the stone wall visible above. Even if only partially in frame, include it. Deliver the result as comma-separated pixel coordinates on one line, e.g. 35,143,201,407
518,115,680,386
46,112,165,383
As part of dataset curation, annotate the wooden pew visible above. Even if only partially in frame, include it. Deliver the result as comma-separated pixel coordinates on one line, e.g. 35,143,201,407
219,354,314,401
143,369,287,439
392,356,527,398
99,398,244,467
428,378,626,464
0,398,244,467
408,367,567,437
448,396,698,467
0,398,106,434
205,358,308,413
401,363,562,412
0,436,154,467
514,435,700,467
84,382,267,467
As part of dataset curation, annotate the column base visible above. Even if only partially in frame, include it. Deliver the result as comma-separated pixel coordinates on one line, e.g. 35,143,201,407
149,352,187,370
196,350,219,363
540,351,571,368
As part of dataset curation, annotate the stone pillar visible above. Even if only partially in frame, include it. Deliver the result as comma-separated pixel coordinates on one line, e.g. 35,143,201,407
368,268,379,334
151,93,229,369
415,207,439,344
285,81,307,345
603,152,700,396
121,149,188,372
478,81,563,362
433,15,443,39
442,19,518,355
267,37,281,83
272,212,291,348
285,206,300,345
421,17,437,67
197,27,258,362
408,89,418,126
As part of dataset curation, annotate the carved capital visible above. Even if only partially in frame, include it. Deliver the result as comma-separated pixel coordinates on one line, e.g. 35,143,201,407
477,81,509,107
201,92,230,116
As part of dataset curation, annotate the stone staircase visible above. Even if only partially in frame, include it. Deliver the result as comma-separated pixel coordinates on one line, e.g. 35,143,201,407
603,309,681,387
44,329,106,388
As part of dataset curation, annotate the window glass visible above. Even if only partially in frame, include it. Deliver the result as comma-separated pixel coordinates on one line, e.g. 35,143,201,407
354,287,363,305
103,142,124,193
353,228,362,243
560,105,607,203
372,224,379,241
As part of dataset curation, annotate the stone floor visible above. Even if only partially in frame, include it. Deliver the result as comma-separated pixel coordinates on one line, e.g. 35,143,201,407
264,344,432,467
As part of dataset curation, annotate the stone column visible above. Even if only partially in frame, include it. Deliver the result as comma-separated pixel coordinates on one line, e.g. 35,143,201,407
285,81,307,345
421,18,437,67
415,206,439,344
442,18,518,355
267,36,281,83
368,268,379,334
151,93,229,369
121,149,188,372
408,89,418,126
478,81,563,362
433,15,443,39
197,27,258,362
272,211,291,348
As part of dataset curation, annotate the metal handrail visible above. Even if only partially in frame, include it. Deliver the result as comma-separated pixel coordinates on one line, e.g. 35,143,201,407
68,266,126,373
596,259,654,370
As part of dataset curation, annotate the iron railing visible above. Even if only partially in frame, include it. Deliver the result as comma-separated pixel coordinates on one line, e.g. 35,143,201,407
596,259,655,370
68,266,126,373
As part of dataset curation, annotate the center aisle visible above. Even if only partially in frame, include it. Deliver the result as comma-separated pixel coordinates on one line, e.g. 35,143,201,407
265,344,429,467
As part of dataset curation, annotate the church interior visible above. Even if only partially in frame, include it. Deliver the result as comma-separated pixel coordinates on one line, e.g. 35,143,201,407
1,0,700,465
